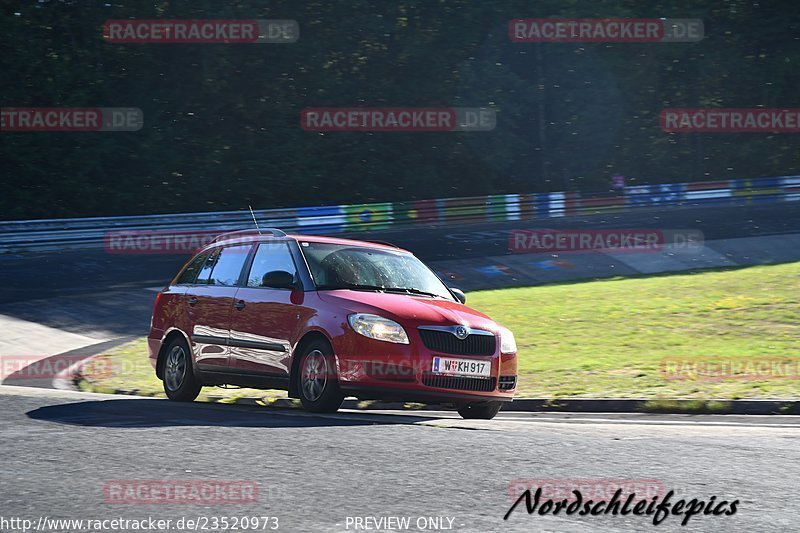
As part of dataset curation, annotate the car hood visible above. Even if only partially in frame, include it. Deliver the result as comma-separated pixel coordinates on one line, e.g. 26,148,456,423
317,290,499,331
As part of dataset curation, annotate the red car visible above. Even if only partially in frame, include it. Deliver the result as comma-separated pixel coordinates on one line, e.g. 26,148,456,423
148,229,518,419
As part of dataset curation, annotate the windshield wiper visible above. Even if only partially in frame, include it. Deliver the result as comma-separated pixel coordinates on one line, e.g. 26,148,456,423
315,283,387,292
381,287,441,298
315,284,441,298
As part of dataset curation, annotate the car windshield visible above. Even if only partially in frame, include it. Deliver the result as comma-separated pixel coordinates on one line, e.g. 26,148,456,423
299,242,454,300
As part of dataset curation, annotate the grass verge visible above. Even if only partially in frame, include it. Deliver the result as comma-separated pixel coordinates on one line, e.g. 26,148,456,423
79,262,800,401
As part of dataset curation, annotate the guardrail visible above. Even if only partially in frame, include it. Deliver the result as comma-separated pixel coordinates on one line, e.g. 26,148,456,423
1,175,798,253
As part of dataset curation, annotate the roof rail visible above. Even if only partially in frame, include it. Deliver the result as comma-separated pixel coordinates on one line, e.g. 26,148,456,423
212,228,286,243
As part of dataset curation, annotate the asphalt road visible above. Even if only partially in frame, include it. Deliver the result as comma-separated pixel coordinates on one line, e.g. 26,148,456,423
1,386,798,533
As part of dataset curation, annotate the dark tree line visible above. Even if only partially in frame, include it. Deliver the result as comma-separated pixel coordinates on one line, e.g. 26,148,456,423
1,0,798,220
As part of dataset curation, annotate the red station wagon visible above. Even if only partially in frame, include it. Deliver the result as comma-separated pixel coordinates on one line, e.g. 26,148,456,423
148,229,518,419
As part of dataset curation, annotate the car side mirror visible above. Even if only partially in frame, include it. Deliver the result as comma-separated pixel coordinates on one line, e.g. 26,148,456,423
451,288,466,304
262,270,297,290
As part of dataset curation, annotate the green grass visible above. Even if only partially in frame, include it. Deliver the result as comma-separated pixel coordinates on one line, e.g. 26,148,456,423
469,262,800,398
79,262,800,401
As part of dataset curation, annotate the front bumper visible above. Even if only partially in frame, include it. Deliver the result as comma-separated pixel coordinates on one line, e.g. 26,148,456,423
338,385,516,404
331,331,517,403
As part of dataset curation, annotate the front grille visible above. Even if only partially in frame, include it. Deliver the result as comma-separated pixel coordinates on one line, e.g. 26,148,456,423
499,375,517,390
418,329,496,356
422,372,496,392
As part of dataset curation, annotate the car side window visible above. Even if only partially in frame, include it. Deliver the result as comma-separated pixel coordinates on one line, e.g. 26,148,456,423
195,248,219,285
207,245,252,286
176,250,210,285
247,242,298,288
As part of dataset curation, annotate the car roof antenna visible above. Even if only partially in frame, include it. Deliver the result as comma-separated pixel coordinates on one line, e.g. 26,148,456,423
248,205,262,235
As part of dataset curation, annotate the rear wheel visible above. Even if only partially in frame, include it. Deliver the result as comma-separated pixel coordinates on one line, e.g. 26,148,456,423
297,340,344,413
457,401,502,420
162,337,202,402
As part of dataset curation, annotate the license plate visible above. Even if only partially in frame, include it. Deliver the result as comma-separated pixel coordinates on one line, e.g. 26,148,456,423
432,356,491,377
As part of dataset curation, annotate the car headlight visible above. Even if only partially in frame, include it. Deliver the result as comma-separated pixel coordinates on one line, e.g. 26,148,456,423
348,313,409,344
499,327,517,354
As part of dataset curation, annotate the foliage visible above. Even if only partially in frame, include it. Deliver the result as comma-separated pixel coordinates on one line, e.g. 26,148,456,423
1,0,798,219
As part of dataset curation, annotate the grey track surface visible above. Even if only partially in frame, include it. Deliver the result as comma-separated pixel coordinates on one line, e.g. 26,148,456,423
1,386,798,533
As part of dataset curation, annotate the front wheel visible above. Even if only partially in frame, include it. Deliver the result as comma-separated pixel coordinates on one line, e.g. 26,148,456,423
162,337,202,402
457,401,502,420
297,340,344,413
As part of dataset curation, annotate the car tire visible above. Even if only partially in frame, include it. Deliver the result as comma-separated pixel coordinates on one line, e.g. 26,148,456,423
162,337,202,402
296,340,344,413
457,401,502,420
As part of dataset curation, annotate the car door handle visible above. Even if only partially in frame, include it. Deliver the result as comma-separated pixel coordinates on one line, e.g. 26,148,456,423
187,297,198,306
234,300,246,310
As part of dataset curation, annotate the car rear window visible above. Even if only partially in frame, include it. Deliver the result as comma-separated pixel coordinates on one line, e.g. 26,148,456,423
195,249,219,285
175,250,210,285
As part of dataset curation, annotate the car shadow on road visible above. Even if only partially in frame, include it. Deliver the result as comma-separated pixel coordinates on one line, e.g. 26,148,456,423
27,398,433,428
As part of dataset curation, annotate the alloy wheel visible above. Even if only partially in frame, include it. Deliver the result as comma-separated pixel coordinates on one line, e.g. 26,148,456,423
301,349,328,401
164,345,187,392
